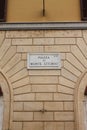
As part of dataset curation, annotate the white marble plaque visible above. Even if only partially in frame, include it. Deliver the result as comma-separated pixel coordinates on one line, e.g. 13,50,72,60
27,53,61,69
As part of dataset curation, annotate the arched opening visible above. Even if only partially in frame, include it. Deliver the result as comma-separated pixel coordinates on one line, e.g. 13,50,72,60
75,72,87,130
0,71,12,130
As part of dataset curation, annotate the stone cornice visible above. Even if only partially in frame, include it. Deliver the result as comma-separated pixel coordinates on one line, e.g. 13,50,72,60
0,22,87,30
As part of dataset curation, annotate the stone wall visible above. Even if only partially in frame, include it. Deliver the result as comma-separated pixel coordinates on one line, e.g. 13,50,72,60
0,30,87,130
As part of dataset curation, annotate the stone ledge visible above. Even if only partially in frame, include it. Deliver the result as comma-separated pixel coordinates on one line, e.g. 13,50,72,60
0,22,87,30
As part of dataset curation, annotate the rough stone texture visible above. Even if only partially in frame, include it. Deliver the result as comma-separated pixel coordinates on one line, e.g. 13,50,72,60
17,46,44,53
24,102,43,111
0,32,5,47
12,122,22,130
44,102,63,111
13,102,23,111
23,122,43,130
55,38,76,45
33,38,54,45
65,122,75,130
0,30,87,130
54,112,74,121
32,85,57,92
30,76,58,84
64,102,74,111
44,122,64,130
34,112,53,121
12,38,32,45
45,45,70,52
13,112,33,121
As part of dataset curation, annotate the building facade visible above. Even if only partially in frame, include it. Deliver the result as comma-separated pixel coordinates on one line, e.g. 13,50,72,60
0,0,87,130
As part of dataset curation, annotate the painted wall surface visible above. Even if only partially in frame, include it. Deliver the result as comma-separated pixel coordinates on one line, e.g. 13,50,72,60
0,30,87,130
7,0,81,22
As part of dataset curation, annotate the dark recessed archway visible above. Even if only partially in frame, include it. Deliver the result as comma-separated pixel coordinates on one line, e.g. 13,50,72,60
84,86,87,96
0,88,3,130
75,72,87,130
0,87,3,97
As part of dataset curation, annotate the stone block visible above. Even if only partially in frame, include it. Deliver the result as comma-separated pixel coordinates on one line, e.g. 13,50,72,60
34,112,53,121
6,31,44,38
54,112,74,121
14,93,35,101
60,53,66,60
0,46,16,68
10,68,28,83
6,61,25,78
55,38,75,45
71,45,87,68
22,53,27,60
45,45,70,52
83,30,87,43
0,39,11,60
59,76,75,88
65,122,75,130
31,31,44,37
12,38,32,45
30,76,58,84
32,85,57,92
12,122,22,130
44,30,82,37
12,76,29,88
6,31,29,38
14,84,31,95
13,102,23,111
24,102,43,111
54,93,73,101
0,31,5,46
76,38,87,58
64,102,74,111
29,70,60,76
33,38,54,45
17,46,43,52
23,122,43,130
44,122,64,130
36,93,53,101
61,68,77,82
3,54,21,73
13,112,33,121
44,102,63,111
58,85,74,95
66,53,85,72
64,61,81,77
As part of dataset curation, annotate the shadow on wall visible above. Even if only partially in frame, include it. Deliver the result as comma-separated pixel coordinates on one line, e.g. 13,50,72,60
0,87,3,130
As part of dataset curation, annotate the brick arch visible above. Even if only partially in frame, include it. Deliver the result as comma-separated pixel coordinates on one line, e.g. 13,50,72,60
75,71,87,130
0,70,13,130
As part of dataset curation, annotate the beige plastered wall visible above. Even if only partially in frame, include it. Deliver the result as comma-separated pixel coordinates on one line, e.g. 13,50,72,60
7,0,81,22
0,30,87,130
